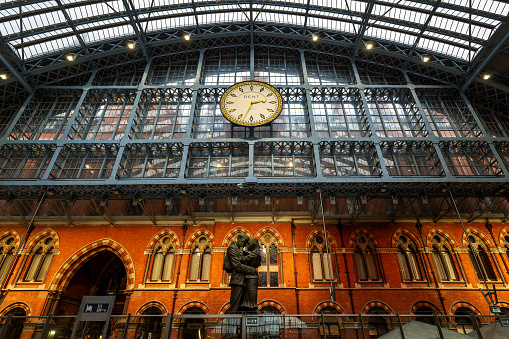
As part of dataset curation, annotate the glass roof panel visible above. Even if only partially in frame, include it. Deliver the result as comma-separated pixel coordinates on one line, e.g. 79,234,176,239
0,0,507,63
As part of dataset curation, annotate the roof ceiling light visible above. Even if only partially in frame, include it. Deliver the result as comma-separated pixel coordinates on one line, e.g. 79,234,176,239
65,54,76,62
127,41,136,49
422,56,431,63
312,34,319,42
184,33,191,41
0,73,9,80
483,74,491,80
365,42,374,50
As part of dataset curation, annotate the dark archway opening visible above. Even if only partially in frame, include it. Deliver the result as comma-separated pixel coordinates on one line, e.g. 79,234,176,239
135,306,164,339
1,307,26,339
415,306,437,326
179,307,205,339
49,250,127,338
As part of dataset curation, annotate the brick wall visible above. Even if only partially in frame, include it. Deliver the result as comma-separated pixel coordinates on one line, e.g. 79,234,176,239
0,221,508,318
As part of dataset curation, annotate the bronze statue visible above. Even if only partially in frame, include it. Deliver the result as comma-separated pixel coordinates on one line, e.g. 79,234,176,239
240,238,261,313
225,233,257,314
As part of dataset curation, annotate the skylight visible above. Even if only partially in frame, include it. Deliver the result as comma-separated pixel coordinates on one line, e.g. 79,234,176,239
0,0,507,62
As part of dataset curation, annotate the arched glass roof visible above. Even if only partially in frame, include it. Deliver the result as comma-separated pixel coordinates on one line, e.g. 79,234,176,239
1,0,508,62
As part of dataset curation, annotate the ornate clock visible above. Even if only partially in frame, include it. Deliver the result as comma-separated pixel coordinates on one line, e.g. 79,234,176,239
220,81,283,127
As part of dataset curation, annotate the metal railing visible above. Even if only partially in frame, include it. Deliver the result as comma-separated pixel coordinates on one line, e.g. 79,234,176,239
0,312,502,339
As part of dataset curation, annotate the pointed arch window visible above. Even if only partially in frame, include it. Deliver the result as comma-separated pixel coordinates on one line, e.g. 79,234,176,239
258,233,280,287
431,235,459,281
310,234,334,281
188,236,212,282
0,236,15,281
467,235,497,281
148,236,175,283
23,236,54,282
396,235,423,281
354,235,380,281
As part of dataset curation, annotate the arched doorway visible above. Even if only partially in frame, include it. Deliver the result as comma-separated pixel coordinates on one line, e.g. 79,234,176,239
50,251,128,338
414,306,436,325
179,307,205,339
1,307,26,339
135,306,164,339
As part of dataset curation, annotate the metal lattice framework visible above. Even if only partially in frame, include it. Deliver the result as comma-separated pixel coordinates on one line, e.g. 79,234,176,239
0,45,508,201
1,1,509,108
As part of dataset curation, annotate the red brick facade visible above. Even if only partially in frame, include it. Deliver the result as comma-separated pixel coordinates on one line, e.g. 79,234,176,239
1,221,508,319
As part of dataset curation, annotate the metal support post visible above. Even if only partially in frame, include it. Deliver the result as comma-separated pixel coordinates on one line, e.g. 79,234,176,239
396,313,406,339
433,313,444,339
40,315,54,338
470,314,483,339
242,313,247,339
359,313,367,339
163,313,173,339
0,314,13,338
122,313,131,339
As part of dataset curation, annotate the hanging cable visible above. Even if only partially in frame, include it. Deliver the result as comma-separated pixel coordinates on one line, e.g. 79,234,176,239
448,189,496,305
319,189,335,302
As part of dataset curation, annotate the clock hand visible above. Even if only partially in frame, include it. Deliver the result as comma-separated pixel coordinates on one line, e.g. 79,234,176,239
251,99,267,104
241,102,253,121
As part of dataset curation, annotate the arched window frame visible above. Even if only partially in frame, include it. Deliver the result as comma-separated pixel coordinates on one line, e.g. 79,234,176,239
353,235,381,282
310,234,335,282
258,233,280,287
23,236,55,283
466,234,498,281
395,235,424,282
431,235,460,282
319,306,341,338
0,236,16,281
146,236,176,283
188,236,212,282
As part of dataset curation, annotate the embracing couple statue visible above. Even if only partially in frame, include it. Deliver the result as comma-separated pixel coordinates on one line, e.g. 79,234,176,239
223,233,262,314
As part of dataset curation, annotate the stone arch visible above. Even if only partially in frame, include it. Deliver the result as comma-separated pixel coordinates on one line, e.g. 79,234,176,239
450,301,482,316
306,228,338,249
361,301,395,315
450,301,485,324
147,229,180,250
48,239,135,291
258,300,286,313
136,301,168,315
0,229,20,248
0,302,31,316
254,227,284,246
349,228,380,248
222,227,253,247
392,228,422,248
185,229,214,249
410,301,442,314
499,227,509,246
177,301,209,314
25,228,60,250
218,302,230,315
313,301,347,315
426,228,458,248
462,227,494,248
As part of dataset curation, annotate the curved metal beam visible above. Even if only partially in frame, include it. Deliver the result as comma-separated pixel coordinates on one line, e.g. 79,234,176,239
122,0,150,62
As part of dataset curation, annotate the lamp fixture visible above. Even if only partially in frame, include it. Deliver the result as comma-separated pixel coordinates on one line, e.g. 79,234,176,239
312,34,319,42
127,40,136,49
184,33,191,41
422,55,430,63
65,54,76,62
483,74,491,80
0,73,9,80
365,42,374,50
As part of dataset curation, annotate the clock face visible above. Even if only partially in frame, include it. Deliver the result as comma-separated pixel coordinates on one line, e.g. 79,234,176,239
220,81,283,127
